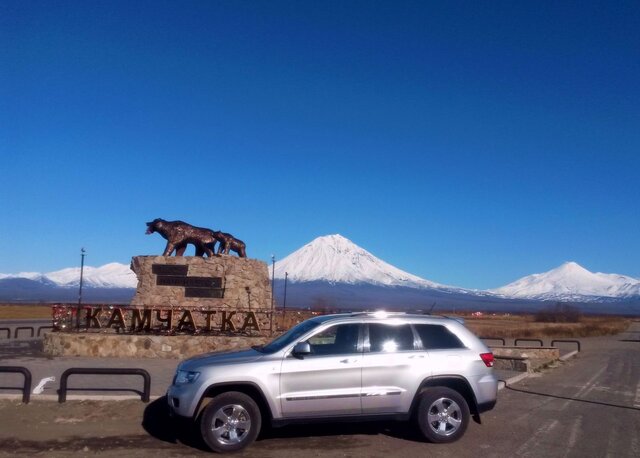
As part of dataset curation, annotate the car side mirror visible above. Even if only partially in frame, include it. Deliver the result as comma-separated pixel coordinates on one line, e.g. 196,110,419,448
292,341,311,358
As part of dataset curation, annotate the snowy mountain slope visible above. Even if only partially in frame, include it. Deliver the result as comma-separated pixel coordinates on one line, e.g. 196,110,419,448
1,237,638,308
491,261,640,301
0,263,137,288
273,234,452,289
0,272,46,281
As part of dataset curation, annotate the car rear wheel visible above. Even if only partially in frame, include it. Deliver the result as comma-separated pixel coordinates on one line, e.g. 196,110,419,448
416,387,469,443
200,391,261,453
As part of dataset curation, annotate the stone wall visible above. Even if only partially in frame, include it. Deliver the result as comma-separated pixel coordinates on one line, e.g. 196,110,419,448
44,332,272,359
130,255,271,309
491,346,560,361
492,346,560,372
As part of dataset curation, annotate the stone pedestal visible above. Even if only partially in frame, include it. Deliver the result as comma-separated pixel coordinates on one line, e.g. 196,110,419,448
43,333,272,359
130,255,271,309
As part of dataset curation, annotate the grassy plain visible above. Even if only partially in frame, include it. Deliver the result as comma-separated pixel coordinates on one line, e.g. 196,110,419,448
0,303,52,320
0,304,631,339
462,313,629,338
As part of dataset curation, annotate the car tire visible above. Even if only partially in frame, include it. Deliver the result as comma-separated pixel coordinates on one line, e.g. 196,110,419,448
416,387,470,443
200,391,262,453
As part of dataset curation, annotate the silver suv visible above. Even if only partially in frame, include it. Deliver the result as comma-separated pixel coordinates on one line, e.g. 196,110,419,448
167,312,498,453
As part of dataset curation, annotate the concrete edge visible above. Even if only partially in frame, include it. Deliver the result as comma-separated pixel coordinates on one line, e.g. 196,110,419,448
0,394,163,402
2,355,579,401
497,371,530,390
559,350,579,361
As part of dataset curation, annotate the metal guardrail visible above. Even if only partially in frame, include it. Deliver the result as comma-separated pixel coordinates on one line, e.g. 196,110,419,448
551,339,581,352
14,326,35,339
58,368,151,403
37,326,54,337
479,337,506,346
481,337,582,352
0,325,54,339
514,338,544,347
0,366,32,403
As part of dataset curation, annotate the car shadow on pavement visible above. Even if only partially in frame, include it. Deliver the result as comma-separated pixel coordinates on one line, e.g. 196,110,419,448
503,384,640,411
259,420,424,443
142,396,424,451
142,396,210,452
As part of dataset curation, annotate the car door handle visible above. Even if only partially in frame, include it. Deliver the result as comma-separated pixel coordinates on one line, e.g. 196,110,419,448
409,355,426,359
340,358,358,364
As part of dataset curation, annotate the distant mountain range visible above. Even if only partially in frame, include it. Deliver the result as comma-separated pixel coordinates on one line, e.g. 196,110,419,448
490,261,640,301
1,235,638,314
270,235,639,313
0,263,136,303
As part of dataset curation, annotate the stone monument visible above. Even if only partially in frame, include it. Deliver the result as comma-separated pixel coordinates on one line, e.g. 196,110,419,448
130,255,270,309
44,219,276,359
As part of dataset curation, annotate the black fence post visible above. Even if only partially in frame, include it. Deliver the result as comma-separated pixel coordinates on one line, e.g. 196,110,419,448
14,327,35,339
514,338,544,347
58,368,151,403
551,339,581,352
0,366,32,403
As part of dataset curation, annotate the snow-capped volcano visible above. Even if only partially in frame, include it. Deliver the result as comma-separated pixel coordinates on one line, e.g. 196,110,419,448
0,263,137,288
491,261,640,301
273,234,448,289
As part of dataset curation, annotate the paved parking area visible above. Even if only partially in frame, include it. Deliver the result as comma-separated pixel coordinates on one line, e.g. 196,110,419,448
1,321,638,457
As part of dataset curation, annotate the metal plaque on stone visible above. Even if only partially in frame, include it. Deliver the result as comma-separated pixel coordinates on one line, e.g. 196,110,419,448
156,276,222,288
152,264,189,276
184,288,225,298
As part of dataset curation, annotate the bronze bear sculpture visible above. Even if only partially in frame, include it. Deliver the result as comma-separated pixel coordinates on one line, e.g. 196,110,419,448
213,231,247,258
145,219,246,258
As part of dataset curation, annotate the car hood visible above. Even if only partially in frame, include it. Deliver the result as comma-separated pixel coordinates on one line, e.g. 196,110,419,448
179,348,264,371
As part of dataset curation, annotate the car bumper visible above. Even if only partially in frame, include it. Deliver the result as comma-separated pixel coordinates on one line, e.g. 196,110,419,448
471,373,498,410
167,384,201,418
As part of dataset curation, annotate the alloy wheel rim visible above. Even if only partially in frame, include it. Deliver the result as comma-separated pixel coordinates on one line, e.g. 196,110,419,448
427,397,462,437
211,404,252,445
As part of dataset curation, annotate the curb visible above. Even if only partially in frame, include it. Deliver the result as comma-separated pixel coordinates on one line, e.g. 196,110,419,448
498,349,579,390
559,350,579,361
0,393,163,402
498,372,530,390
1,351,581,401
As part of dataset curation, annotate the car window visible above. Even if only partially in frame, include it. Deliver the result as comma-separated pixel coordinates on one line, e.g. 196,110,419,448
368,323,415,353
306,324,360,356
414,324,465,350
260,319,323,354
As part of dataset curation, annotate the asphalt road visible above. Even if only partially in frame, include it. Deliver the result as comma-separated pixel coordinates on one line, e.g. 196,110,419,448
0,322,638,457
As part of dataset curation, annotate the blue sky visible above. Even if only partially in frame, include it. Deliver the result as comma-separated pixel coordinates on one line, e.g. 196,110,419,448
1,0,639,289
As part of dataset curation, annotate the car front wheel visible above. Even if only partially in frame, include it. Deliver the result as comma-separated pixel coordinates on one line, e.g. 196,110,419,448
200,391,262,453
416,387,470,443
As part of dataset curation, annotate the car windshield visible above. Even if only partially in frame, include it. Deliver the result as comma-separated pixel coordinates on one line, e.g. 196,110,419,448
258,318,324,354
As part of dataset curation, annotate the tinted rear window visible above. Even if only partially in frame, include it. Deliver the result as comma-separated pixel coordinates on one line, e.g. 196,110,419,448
368,323,415,352
414,324,465,350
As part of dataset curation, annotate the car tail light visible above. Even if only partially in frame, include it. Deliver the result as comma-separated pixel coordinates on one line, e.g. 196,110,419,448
480,352,494,367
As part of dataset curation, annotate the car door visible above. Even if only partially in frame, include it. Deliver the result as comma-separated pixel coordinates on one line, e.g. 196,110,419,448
361,322,427,414
413,323,470,376
279,323,363,417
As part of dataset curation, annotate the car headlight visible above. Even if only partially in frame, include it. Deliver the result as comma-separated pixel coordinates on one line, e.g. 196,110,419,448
174,370,200,385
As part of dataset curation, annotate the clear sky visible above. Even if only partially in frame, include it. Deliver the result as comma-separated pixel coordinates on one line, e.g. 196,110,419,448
1,0,639,289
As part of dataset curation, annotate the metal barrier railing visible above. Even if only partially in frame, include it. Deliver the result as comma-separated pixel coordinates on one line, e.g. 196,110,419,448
58,368,151,403
0,366,32,403
514,338,544,347
37,326,54,337
0,328,9,339
551,339,581,352
14,326,35,339
479,337,506,346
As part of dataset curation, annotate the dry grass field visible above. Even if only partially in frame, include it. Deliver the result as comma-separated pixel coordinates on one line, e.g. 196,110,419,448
278,310,629,339
462,313,629,338
0,304,631,339
0,303,52,320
